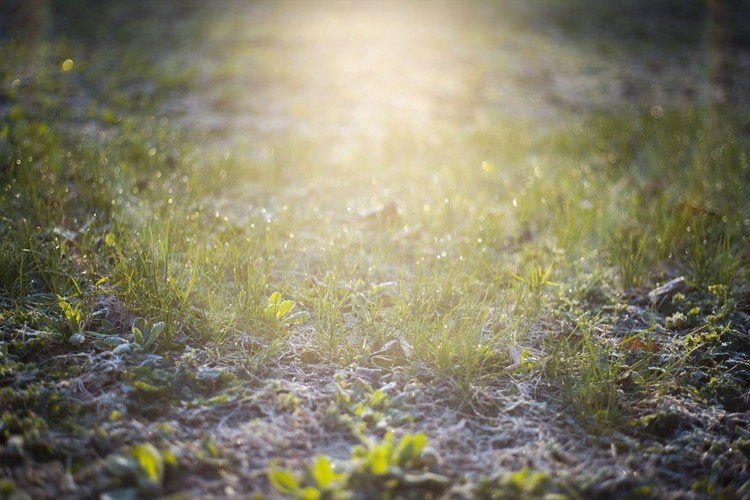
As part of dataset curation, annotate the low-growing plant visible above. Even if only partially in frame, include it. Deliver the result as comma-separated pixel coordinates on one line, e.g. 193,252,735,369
481,468,552,497
264,291,309,327
132,318,167,351
510,261,558,296
268,432,447,499
326,376,416,432
268,455,346,499
104,442,174,494
264,292,295,322
56,294,83,333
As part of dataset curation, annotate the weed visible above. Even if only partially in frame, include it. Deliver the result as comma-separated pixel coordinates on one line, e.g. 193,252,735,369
511,261,559,296
132,319,166,352
325,376,416,433
268,432,447,499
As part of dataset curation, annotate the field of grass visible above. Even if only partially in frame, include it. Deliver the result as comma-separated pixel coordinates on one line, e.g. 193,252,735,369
1,0,749,498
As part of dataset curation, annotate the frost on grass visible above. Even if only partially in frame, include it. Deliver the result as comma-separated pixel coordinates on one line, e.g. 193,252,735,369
1,0,749,498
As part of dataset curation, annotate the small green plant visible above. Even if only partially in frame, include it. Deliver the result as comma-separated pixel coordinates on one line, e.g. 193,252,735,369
268,456,346,499
88,319,167,356
132,318,167,351
510,262,558,295
351,431,427,475
264,292,295,322
264,292,309,326
268,433,447,498
474,466,579,497
56,294,82,333
494,468,551,497
105,442,173,493
326,376,415,432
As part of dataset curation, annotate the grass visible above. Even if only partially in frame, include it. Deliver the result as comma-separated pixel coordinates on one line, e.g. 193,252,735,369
1,0,749,497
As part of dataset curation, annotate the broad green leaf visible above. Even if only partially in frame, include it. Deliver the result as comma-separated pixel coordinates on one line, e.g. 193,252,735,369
150,322,166,336
298,487,322,500
131,443,164,488
55,295,69,313
286,310,311,325
133,380,161,392
310,455,344,489
102,335,128,347
265,293,289,321
351,445,367,459
369,445,389,475
56,295,81,324
132,326,145,346
394,433,427,466
268,469,300,495
268,292,281,306
68,333,85,345
207,394,231,405
133,318,150,335
162,450,178,467
264,304,278,321
369,390,385,407
146,322,166,349
113,343,134,355
204,439,220,458
277,299,295,319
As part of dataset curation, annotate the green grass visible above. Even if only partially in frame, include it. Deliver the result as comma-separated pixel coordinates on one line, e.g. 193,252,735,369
1,0,749,497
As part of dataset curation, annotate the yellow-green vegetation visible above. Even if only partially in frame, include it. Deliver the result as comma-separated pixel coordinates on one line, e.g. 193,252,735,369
1,0,749,498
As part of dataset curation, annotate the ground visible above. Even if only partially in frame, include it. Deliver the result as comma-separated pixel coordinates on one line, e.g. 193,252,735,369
1,0,749,498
